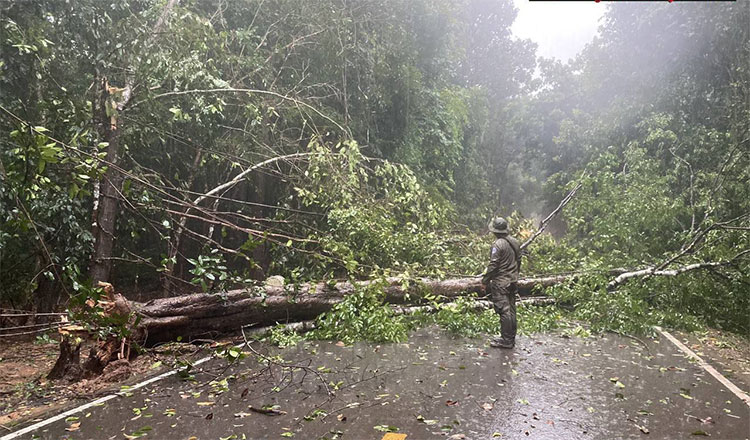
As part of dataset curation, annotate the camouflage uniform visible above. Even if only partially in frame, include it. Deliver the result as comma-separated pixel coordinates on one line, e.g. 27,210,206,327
482,218,521,348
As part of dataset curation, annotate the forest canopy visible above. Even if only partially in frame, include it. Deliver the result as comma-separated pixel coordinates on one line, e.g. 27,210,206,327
1,0,748,335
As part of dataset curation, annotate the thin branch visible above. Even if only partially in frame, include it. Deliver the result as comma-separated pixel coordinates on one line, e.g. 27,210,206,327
192,153,312,207
668,148,696,234
520,180,583,251
241,327,332,396
608,249,750,289
655,212,749,271
137,88,348,135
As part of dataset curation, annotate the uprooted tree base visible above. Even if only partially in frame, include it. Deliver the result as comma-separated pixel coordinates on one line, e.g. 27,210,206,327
48,285,142,382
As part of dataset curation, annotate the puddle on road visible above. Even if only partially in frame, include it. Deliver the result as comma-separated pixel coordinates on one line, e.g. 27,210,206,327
23,327,750,439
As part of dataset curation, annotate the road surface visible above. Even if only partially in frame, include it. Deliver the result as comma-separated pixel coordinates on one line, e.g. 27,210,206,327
6,327,749,439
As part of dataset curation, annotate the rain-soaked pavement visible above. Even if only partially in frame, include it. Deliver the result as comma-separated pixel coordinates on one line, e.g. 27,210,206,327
13,327,750,439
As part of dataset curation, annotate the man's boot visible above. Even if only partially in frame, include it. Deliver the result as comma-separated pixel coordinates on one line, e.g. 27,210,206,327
489,336,514,349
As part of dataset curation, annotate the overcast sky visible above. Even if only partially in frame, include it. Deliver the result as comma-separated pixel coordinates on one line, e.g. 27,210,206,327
511,0,605,61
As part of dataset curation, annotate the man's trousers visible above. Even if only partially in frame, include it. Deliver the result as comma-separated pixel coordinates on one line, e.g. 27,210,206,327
490,282,517,344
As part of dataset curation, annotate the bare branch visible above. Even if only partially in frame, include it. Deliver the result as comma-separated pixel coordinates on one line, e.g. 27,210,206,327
520,181,583,251
608,249,750,289
655,212,749,271
192,153,313,207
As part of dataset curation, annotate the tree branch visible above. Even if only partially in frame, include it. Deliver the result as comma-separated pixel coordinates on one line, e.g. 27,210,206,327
520,181,583,251
655,212,749,271
137,88,348,134
608,249,750,290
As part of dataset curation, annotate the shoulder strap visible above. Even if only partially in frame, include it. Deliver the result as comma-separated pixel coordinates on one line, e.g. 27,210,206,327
501,236,520,263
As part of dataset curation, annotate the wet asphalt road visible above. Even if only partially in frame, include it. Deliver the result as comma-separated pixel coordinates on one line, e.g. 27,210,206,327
10,327,750,439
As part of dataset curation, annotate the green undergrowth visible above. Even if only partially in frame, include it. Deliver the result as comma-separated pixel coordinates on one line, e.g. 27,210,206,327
269,282,571,346
262,271,733,348
307,280,410,344
546,274,708,336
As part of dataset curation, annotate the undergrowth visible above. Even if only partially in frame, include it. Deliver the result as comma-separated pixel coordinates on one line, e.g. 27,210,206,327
264,266,730,348
272,283,570,346
546,275,705,336
307,279,410,344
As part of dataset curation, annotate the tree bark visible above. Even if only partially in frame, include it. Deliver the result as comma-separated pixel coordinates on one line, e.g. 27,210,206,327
89,78,123,283
89,0,179,284
47,337,82,381
131,274,573,344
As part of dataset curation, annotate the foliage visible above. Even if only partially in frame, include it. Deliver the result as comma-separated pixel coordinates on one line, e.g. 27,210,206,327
414,296,565,338
215,345,246,363
308,280,409,344
266,324,303,348
1,0,748,339
66,278,139,341
517,304,565,334
185,249,253,294
274,139,463,279
530,2,750,335
547,275,704,335
309,291,565,342
411,295,499,338
0,122,98,306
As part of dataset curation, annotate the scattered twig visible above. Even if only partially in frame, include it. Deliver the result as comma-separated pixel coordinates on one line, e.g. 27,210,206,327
241,327,332,396
611,331,652,356
248,405,288,416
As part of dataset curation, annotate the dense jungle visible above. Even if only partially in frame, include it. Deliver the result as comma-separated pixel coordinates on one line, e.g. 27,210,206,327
1,0,748,346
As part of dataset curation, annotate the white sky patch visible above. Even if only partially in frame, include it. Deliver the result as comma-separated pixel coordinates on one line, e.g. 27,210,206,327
512,0,605,61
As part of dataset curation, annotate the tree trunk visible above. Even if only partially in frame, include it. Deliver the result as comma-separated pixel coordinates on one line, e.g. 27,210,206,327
131,275,573,344
89,0,179,284
89,78,123,283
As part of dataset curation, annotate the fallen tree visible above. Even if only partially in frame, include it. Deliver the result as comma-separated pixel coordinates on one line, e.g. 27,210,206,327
131,250,747,344
133,183,591,343
135,274,573,344
46,274,571,380
47,253,742,380
48,181,587,376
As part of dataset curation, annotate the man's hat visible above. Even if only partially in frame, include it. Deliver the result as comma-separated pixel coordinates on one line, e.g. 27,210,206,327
488,216,509,234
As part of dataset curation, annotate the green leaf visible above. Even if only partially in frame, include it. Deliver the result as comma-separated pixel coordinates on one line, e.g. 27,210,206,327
373,425,399,432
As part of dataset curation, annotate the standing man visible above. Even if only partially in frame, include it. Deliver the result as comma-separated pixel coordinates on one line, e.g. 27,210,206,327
482,216,521,349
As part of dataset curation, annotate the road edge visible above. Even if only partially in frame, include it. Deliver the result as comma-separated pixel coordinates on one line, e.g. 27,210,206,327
655,326,750,408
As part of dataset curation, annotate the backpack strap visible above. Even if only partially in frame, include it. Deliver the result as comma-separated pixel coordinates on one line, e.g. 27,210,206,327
501,236,521,265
